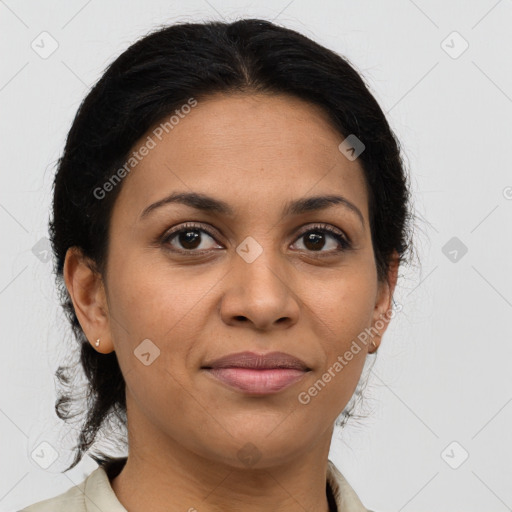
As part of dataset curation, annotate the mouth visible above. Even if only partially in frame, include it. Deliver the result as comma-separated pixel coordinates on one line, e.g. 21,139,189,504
201,351,311,395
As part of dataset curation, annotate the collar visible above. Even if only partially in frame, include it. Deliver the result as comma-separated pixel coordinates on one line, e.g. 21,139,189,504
76,457,369,512
326,459,369,512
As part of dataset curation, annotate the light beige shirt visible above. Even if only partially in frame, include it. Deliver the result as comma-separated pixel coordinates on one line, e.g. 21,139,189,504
20,458,373,512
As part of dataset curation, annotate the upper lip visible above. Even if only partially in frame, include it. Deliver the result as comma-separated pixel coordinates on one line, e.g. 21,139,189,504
202,351,310,371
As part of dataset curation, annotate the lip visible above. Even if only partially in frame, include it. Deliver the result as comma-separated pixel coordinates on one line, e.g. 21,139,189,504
203,368,309,395
202,351,310,371
201,351,311,395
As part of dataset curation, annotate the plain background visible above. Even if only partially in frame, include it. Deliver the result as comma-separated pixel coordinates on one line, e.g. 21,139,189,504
1,1,512,511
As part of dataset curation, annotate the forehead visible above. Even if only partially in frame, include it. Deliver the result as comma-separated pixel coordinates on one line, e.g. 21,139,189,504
113,92,369,223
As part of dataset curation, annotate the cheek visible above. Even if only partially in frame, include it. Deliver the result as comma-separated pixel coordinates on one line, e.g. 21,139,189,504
312,268,376,344
110,253,202,330
107,255,219,375
106,261,210,432
301,272,375,406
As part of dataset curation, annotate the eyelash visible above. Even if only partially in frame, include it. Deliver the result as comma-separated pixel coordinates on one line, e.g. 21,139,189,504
160,222,352,257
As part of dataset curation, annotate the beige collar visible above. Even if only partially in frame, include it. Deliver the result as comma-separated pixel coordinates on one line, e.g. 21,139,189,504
90,458,369,512
23,457,370,511
326,459,370,511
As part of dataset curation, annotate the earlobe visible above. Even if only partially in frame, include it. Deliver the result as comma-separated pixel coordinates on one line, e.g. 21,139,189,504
63,247,114,354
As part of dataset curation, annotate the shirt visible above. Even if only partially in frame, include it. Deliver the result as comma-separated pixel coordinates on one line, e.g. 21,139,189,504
20,457,373,512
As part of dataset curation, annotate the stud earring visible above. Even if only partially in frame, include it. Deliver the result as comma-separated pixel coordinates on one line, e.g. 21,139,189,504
95,338,100,347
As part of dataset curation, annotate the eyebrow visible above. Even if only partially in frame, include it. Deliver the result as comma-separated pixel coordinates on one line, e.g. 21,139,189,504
139,191,365,229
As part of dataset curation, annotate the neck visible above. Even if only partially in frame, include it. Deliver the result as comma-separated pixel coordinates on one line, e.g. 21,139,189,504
110,401,336,512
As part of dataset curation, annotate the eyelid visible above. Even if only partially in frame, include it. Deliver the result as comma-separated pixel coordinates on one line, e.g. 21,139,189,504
160,221,351,253
163,221,349,239
161,221,222,247
294,222,349,242
163,221,352,243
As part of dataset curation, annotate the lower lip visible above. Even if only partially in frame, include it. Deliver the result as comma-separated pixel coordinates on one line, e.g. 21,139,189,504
203,368,308,395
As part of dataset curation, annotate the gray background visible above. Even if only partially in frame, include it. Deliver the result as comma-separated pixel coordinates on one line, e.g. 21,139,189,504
1,1,511,511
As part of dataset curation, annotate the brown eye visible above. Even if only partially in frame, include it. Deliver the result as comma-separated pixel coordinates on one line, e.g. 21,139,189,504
175,230,202,250
162,223,221,253
303,232,328,251
292,224,351,254
161,222,351,256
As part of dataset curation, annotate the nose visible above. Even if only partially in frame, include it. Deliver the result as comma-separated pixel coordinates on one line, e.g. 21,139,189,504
219,243,300,331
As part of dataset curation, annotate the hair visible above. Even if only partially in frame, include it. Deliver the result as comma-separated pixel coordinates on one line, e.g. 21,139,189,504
49,18,416,472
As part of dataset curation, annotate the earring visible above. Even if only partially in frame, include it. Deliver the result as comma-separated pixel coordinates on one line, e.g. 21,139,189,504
95,338,100,347
370,339,377,352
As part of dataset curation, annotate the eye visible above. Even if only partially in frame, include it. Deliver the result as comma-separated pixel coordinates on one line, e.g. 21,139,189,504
161,222,221,254
160,222,352,256
292,223,351,255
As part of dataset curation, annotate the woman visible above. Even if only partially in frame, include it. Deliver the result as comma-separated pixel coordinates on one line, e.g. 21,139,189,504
21,18,413,512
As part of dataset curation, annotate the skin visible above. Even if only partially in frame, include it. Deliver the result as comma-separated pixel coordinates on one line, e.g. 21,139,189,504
64,92,399,512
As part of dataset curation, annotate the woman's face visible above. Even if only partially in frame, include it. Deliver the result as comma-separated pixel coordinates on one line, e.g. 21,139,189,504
72,92,397,469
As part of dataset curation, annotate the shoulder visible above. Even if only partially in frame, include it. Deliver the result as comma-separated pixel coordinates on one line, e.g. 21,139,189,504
20,462,127,512
19,463,123,512
19,473,89,512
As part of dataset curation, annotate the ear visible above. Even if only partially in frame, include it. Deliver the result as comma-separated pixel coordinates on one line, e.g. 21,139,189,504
369,250,400,353
63,246,114,354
